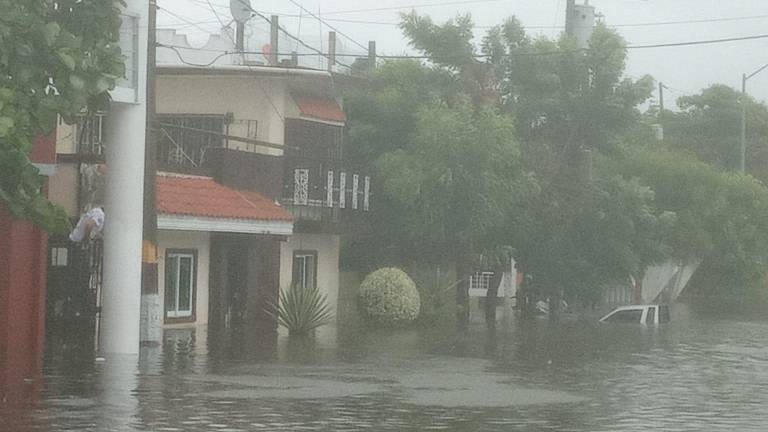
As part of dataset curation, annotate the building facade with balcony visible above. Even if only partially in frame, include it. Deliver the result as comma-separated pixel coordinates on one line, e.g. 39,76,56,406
153,58,370,326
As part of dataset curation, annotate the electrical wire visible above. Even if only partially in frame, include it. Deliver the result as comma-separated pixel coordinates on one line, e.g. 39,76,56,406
157,6,223,35
283,0,370,52
158,32,768,64
205,0,235,43
231,0,353,69
316,0,507,16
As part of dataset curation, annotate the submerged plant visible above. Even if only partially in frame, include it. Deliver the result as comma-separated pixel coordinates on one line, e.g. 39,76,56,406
268,285,334,335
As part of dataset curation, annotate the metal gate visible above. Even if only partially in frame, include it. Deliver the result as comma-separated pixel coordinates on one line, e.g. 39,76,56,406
46,237,103,354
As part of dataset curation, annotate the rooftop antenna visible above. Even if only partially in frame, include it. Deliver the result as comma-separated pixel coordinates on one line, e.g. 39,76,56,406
230,0,251,58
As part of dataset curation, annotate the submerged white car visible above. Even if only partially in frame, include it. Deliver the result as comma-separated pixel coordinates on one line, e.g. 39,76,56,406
599,304,670,325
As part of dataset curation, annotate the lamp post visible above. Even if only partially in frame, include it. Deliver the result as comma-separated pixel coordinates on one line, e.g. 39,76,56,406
740,62,768,172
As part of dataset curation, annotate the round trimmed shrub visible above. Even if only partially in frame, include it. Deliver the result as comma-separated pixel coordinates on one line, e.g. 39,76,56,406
359,268,420,326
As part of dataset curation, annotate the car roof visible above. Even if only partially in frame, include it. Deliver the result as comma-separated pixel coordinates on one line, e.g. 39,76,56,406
608,304,662,312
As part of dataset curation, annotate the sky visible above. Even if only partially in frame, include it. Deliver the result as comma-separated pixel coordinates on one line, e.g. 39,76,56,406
156,0,768,105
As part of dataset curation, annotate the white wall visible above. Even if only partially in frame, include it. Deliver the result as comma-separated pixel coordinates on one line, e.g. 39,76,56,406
157,230,211,327
279,233,340,314
156,75,287,155
100,0,148,354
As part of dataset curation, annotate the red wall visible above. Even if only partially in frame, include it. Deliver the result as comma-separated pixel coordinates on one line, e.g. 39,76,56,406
0,134,53,403
0,206,48,403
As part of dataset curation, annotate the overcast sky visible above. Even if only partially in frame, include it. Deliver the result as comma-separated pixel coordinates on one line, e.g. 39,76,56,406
157,0,768,105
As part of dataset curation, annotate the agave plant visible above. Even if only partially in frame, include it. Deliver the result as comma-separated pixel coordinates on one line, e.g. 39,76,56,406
267,285,334,335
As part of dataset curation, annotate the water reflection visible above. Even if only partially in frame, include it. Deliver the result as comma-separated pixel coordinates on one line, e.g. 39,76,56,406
3,304,768,431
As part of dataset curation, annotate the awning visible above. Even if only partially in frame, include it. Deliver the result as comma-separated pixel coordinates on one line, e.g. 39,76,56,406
292,95,346,125
156,173,292,235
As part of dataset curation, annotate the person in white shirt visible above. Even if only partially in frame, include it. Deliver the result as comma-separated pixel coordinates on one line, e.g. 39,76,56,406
69,206,105,243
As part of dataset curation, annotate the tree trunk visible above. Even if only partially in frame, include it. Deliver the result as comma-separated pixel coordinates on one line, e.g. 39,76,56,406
548,289,561,322
455,252,470,328
633,271,644,304
484,265,505,326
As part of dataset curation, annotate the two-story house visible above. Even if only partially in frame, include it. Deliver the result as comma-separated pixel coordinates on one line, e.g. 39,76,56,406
153,60,370,334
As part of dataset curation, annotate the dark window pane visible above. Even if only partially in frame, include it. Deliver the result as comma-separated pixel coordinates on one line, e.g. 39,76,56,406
605,309,643,323
166,256,179,314
646,307,656,324
659,306,671,323
178,256,192,313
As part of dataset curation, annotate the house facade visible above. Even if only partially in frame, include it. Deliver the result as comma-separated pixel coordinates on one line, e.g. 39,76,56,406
154,45,370,330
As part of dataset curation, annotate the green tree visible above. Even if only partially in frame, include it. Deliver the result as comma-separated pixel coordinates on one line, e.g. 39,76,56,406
0,0,125,232
617,149,768,301
344,59,533,325
662,84,768,183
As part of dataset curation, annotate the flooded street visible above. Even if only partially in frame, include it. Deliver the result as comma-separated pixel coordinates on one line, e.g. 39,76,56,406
3,304,768,431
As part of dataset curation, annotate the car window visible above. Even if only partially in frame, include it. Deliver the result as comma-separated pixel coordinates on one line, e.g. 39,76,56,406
646,307,656,324
604,309,643,323
659,306,671,323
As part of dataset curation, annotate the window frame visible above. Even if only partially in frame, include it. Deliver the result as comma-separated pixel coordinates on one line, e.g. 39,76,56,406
292,250,318,290
604,308,643,323
164,248,198,324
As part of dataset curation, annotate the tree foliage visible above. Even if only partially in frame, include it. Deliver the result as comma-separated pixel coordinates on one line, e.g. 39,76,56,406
662,84,768,183
346,11,768,309
0,0,125,232
616,149,768,296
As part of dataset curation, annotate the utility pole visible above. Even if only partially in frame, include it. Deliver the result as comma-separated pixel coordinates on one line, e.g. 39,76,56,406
270,15,279,65
658,81,664,114
140,0,160,346
328,31,336,72
368,41,376,72
741,73,747,173
740,62,768,173
565,0,575,36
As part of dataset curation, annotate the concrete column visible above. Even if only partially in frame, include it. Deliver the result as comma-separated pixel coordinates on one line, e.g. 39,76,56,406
102,103,146,354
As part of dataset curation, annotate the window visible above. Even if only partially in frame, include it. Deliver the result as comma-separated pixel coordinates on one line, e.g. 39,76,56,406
645,307,656,324
469,272,495,291
659,305,671,323
604,309,643,323
50,247,69,267
292,251,317,290
165,250,197,321
157,114,225,170
75,112,106,156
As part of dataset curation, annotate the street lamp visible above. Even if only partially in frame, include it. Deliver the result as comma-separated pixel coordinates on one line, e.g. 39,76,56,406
740,62,768,172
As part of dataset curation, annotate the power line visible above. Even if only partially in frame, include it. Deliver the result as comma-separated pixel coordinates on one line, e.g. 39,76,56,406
205,0,235,43
627,33,768,50
270,12,768,31
231,0,353,69
613,13,768,28
157,6,223,35
283,0,370,52
317,0,507,16
158,32,768,64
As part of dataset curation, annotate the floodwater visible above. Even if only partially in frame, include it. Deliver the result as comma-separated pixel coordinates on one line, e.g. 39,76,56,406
3,304,768,431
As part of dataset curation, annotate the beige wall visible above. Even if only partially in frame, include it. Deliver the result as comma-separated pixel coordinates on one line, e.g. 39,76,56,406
279,233,340,315
56,118,76,154
156,75,287,156
158,230,211,328
48,163,79,217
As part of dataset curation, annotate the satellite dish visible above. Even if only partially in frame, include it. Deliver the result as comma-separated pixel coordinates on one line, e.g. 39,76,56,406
230,0,252,23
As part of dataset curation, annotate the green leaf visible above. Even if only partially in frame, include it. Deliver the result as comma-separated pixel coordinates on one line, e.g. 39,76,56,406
58,51,76,70
40,22,61,46
69,74,85,91
0,116,14,137
94,76,111,94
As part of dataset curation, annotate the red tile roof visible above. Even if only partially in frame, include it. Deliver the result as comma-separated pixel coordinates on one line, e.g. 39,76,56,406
293,95,346,123
156,174,292,221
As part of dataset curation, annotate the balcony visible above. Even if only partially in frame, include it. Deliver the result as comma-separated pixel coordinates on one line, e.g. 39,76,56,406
281,157,371,231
